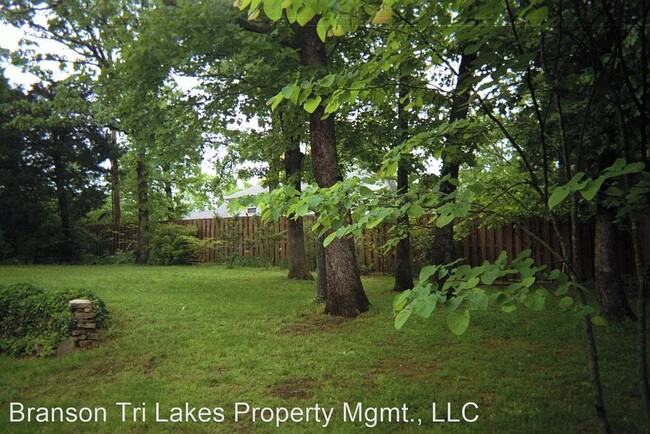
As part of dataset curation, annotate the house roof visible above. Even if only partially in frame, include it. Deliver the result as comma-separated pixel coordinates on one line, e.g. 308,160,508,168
224,185,268,199
183,178,393,220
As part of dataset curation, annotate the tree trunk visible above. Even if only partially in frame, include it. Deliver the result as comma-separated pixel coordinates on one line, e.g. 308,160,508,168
631,218,650,430
292,19,370,316
549,209,611,434
594,203,635,321
52,151,74,263
393,80,414,291
393,162,414,291
314,230,327,303
135,149,150,264
285,145,313,280
110,129,121,225
431,52,474,266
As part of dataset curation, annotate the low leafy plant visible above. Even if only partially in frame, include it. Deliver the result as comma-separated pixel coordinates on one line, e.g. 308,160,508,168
0,283,109,357
393,250,604,335
148,223,203,265
81,250,136,265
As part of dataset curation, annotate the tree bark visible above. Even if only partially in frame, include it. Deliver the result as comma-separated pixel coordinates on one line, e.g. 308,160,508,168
392,81,414,291
314,230,328,303
110,129,121,225
285,145,313,280
52,148,74,263
431,52,475,267
292,19,370,316
135,149,150,264
594,203,635,321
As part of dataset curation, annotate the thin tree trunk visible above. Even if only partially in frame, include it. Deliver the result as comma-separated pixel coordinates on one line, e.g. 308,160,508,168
594,203,635,321
285,145,313,280
52,151,73,263
393,80,414,291
135,149,149,264
637,0,650,425
431,51,474,267
110,129,121,225
550,206,611,434
631,218,650,431
393,161,414,291
292,19,370,316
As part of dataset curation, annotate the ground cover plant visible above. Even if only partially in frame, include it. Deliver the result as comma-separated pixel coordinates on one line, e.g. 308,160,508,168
0,265,645,433
0,283,109,357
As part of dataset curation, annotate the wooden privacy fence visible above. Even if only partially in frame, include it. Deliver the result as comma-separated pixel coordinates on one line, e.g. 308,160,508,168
87,216,650,278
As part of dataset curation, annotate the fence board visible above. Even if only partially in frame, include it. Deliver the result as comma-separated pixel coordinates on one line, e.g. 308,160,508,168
89,216,649,278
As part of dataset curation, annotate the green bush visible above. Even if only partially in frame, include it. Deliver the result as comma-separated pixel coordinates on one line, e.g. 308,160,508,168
81,250,135,265
0,283,109,357
148,223,207,265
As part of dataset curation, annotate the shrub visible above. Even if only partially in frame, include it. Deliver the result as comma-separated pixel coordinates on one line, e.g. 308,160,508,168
0,283,109,357
148,223,202,265
81,250,135,265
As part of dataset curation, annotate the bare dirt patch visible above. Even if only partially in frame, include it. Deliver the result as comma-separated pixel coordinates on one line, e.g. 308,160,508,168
269,377,317,400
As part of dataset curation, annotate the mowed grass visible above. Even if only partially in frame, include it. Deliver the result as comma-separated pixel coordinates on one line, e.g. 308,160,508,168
0,265,645,433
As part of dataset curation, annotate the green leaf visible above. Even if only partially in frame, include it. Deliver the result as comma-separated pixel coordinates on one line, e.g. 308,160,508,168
591,315,607,326
468,291,489,311
323,232,336,247
303,96,322,113
318,74,336,88
522,276,535,288
394,308,412,330
548,186,569,210
295,202,309,216
619,161,645,175
372,6,393,24
481,270,499,285
330,24,345,36
466,276,480,289
263,0,284,21
296,6,316,26
524,290,546,311
316,17,329,42
270,93,284,110
579,177,606,201
527,5,548,25
447,309,470,335
406,203,424,217
555,281,570,296
419,265,438,282
464,44,480,55
285,1,298,21
436,214,454,228
393,289,411,311
324,100,340,115
603,186,625,197
412,295,438,318
559,296,573,310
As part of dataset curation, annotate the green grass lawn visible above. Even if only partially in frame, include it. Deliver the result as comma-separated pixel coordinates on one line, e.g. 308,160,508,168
0,265,645,433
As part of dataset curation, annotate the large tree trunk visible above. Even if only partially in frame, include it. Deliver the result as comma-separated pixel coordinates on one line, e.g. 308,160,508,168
392,81,414,291
110,129,121,225
292,19,370,317
431,52,475,266
594,203,635,321
285,145,313,280
135,149,149,264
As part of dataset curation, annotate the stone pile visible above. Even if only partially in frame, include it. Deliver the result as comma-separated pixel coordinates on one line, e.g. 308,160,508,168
68,299,98,348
